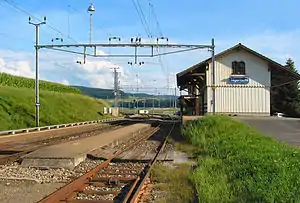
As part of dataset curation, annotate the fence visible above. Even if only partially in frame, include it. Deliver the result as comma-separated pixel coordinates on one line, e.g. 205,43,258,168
0,117,123,136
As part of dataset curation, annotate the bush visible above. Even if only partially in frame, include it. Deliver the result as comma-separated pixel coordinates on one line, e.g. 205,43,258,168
0,73,81,94
183,115,300,202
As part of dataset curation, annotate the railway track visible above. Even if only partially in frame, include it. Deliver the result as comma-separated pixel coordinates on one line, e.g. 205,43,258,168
0,119,136,165
38,123,175,203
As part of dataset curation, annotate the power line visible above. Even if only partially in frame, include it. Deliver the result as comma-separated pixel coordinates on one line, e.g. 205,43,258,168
149,1,163,37
131,0,151,37
130,0,169,93
148,1,172,97
136,0,152,37
2,0,78,43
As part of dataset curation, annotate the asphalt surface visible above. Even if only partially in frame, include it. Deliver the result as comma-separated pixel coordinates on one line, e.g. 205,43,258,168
237,117,300,147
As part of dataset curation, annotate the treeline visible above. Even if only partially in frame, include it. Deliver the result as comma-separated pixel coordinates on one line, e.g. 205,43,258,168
118,98,179,108
271,58,300,117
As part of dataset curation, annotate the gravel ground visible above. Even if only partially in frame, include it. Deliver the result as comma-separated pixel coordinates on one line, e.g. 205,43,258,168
0,159,147,203
0,159,104,184
0,158,104,203
0,123,173,203
0,180,64,203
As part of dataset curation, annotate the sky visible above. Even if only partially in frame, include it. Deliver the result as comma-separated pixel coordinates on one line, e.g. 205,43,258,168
0,0,299,95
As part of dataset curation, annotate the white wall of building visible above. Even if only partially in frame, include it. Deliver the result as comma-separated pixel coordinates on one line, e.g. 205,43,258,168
206,49,271,115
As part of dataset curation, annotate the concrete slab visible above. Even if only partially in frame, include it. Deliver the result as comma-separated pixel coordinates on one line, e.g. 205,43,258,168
182,116,202,123
89,141,174,162
236,117,300,147
21,124,151,169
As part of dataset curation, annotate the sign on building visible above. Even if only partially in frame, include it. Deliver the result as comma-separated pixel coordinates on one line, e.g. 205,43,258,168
228,77,249,84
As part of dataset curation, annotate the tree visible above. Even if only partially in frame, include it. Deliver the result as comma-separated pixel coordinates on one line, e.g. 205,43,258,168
271,58,300,117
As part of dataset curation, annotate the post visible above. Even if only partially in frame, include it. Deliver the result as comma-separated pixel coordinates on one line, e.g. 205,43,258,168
29,16,46,127
174,87,177,109
120,93,123,112
152,95,155,114
89,13,92,44
35,25,39,127
113,68,119,108
136,74,139,92
87,4,95,44
211,38,216,114
136,74,139,113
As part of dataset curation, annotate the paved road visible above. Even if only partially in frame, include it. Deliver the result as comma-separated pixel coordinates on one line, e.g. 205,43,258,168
236,117,300,147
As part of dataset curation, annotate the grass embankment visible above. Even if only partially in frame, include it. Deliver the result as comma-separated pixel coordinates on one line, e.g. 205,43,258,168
0,86,109,130
0,73,110,130
182,116,300,202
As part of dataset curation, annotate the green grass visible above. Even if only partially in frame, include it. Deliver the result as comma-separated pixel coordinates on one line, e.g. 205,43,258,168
0,73,81,94
150,163,195,203
0,86,110,130
182,115,300,203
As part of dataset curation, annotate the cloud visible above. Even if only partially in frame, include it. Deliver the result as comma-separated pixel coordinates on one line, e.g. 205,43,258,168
60,79,70,85
0,48,134,90
0,55,34,78
0,29,299,96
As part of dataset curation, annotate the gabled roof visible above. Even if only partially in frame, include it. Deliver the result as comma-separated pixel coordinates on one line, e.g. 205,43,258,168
177,43,300,79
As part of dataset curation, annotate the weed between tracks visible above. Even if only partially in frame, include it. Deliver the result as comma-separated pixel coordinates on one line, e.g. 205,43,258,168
150,163,195,203
149,124,197,203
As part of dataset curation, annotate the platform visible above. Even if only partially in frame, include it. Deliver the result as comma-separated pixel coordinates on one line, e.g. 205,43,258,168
21,124,151,169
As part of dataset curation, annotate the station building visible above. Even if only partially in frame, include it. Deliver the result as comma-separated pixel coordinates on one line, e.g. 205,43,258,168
177,43,300,116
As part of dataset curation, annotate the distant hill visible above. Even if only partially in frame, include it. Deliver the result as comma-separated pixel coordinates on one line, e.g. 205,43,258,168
73,86,125,99
73,85,177,100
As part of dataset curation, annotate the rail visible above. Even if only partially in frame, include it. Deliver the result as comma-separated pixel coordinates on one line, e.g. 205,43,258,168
128,122,176,202
37,125,162,203
0,117,124,136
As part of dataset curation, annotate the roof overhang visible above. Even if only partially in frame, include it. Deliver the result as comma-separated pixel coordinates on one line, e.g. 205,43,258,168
177,43,300,87
177,63,207,88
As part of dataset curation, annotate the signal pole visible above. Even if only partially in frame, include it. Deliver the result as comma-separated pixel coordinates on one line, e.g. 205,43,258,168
87,4,95,44
174,87,177,109
29,16,46,127
211,38,216,114
113,67,120,109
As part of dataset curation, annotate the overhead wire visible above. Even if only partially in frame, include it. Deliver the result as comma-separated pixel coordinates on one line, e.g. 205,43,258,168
130,0,169,92
136,0,152,38
2,0,78,43
131,0,151,38
149,1,163,37
148,1,172,95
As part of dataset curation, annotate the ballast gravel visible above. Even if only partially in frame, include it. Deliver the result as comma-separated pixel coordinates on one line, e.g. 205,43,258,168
0,159,104,203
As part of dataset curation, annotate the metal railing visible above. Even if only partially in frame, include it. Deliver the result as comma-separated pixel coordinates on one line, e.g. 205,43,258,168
0,117,124,136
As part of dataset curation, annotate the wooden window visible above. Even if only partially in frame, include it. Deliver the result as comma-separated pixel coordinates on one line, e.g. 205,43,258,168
232,61,246,75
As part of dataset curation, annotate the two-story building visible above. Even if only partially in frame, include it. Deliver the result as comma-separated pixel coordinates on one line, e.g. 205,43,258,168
177,43,300,116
